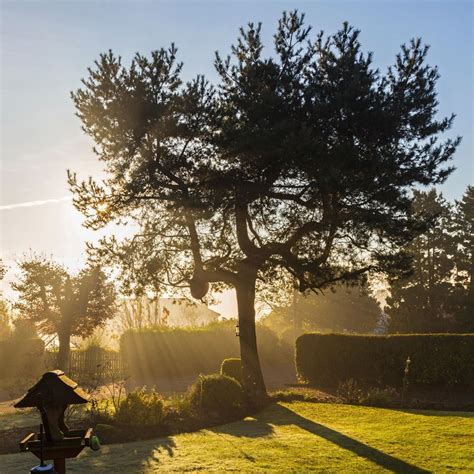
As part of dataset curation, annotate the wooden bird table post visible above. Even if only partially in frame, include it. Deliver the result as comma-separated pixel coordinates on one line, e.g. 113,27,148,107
15,370,100,473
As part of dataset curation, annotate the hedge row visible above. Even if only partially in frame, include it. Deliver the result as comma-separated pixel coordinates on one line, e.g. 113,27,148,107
0,338,45,379
296,333,474,388
120,322,292,380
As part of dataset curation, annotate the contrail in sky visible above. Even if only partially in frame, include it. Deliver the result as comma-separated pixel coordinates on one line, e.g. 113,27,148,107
0,196,72,211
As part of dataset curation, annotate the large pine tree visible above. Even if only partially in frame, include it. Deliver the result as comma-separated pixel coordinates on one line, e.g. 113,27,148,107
69,12,458,401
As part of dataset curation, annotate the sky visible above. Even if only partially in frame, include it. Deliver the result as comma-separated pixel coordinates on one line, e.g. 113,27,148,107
1,0,473,315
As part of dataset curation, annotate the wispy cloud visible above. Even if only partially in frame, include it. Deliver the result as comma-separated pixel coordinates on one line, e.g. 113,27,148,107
0,196,72,211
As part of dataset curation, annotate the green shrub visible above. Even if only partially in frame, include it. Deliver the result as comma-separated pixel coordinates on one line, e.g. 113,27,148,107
188,374,244,416
115,388,164,426
221,358,242,384
296,333,474,388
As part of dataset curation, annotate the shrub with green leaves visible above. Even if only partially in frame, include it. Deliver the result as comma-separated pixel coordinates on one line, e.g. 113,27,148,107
221,358,243,384
115,388,164,426
188,374,244,417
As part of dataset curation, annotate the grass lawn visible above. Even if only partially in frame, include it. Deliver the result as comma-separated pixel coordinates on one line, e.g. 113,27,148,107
1,401,473,472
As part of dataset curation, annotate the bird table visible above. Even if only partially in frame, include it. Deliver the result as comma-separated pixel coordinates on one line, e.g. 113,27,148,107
15,370,100,473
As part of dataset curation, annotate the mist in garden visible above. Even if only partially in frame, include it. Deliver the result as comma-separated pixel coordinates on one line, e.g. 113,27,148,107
0,1,473,472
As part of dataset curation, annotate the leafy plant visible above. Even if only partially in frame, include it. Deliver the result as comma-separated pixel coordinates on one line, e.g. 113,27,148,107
115,388,164,426
336,379,363,404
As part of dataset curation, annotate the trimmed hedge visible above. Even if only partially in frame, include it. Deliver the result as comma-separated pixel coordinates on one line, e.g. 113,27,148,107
296,333,474,388
120,321,292,381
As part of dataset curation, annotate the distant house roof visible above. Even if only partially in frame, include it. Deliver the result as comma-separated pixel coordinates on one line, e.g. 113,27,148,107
159,298,220,327
160,298,220,316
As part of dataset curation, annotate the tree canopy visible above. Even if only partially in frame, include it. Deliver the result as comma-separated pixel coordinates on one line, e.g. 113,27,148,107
263,280,381,339
12,256,116,369
387,186,473,333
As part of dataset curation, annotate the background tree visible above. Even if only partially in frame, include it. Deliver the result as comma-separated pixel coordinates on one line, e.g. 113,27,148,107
386,190,457,332
0,259,11,340
69,11,458,401
263,280,381,340
451,185,474,330
0,299,12,340
12,256,116,370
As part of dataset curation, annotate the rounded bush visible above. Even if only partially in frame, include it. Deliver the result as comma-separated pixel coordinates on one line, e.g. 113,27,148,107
115,388,164,426
188,374,244,416
220,358,243,384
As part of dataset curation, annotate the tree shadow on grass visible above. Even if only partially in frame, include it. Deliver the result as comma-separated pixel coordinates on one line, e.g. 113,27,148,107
213,404,429,473
212,417,275,438
267,405,430,474
76,437,177,472
209,417,275,463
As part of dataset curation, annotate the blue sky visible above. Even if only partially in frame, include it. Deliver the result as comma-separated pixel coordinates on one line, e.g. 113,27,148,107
1,0,473,312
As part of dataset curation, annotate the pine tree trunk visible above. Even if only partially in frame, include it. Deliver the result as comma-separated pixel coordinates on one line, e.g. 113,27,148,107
235,276,267,405
57,329,71,372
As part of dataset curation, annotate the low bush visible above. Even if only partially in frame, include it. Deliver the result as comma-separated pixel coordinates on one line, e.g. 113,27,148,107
188,374,244,417
221,358,242,384
296,333,474,388
115,388,164,426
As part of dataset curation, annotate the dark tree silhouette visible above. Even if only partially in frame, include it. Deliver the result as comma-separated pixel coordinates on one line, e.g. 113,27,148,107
387,186,473,332
452,185,474,330
69,11,458,401
386,190,456,332
12,256,116,370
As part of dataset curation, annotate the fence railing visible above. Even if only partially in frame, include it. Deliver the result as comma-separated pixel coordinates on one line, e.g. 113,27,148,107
45,349,125,380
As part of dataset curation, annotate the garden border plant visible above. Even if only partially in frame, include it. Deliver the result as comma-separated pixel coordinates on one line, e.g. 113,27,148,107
88,372,255,446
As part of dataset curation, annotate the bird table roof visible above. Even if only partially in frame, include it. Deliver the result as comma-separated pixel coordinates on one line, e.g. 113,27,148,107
14,370,89,408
